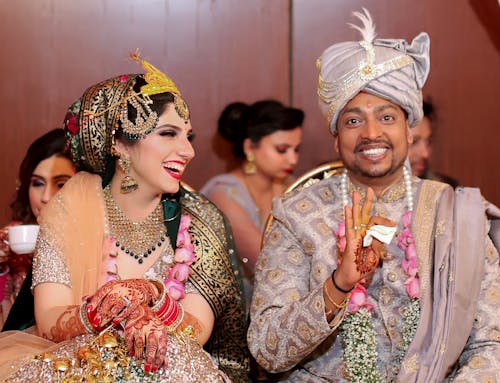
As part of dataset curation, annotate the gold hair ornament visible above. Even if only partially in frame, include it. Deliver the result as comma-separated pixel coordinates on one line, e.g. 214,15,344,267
82,51,190,142
130,52,190,123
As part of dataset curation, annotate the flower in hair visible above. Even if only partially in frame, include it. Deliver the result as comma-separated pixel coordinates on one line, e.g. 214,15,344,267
66,114,79,136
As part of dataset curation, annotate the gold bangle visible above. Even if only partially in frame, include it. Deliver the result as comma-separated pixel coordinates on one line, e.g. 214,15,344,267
323,283,348,310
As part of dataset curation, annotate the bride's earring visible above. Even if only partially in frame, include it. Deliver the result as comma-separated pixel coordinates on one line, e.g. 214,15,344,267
118,155,138,194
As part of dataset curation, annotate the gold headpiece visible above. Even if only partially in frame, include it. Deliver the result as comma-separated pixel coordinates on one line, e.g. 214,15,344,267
130,52,190,124
65,52,191,181
82,52,190,141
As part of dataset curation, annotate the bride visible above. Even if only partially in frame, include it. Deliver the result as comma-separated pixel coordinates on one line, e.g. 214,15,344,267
0,54,248,382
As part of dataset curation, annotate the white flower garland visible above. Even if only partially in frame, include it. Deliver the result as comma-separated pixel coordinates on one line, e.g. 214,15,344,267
342,307,383,383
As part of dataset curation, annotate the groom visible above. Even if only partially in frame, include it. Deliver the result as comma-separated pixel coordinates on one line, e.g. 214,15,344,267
247,9,500,382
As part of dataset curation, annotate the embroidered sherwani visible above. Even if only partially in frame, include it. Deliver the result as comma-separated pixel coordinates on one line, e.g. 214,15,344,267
248,173,500,382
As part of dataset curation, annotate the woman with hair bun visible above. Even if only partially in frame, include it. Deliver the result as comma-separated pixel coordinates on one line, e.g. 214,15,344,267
201,100,304,309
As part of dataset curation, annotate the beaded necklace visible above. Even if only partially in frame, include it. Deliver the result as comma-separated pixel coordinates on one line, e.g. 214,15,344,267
104,185,167,264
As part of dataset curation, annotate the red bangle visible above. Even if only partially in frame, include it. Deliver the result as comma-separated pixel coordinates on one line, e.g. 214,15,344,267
160,301,179,325
155,294,173,318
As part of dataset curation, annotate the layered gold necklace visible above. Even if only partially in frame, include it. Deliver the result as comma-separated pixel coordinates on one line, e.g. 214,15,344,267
104,185,167,264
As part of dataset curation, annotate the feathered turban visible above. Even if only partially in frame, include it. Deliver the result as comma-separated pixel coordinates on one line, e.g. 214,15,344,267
317,8,430,134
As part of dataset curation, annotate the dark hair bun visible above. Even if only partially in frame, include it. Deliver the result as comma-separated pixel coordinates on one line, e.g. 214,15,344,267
217,102,249,143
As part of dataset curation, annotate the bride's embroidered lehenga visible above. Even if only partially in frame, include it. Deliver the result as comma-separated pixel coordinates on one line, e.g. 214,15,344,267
0,173,249,382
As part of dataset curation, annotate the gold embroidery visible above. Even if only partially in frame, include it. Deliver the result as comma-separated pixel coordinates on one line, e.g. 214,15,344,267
317,221,331,235
287,345,298,358
439,342,446,354
265,332,278,351
449,271,454,283
491,329,500,342
435,219,445,237
413,180,447,307
287,249,303,265
297,321,313,340
285,288,300,302
486,286,500,304
295,199,312,213
402,353,418,373
469,355,486,369
318,55,413,128
267,268,284,284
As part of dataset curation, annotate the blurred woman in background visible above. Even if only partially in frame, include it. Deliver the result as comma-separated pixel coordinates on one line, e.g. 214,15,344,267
0,128,74,329
201,100,304,309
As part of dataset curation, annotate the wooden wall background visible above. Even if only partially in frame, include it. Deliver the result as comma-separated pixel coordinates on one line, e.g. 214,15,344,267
0,0,498,224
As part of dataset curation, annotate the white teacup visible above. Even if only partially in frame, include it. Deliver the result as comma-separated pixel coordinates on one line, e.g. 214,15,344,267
8,224,40,254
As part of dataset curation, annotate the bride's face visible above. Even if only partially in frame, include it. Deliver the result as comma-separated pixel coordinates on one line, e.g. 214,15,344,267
122,103,195,195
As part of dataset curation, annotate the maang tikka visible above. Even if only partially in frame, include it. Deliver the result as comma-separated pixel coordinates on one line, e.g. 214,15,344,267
118,155,138,193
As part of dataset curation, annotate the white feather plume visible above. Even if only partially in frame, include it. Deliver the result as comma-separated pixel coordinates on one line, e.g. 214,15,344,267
348,8,376,43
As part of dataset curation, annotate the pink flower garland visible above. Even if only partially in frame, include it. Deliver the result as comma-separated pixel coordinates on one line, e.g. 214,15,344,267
334,212,420,313
397,211,420,299
164,214,196,300
105,213,196,301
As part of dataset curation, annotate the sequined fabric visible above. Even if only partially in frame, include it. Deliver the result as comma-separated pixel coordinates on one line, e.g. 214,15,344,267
4,332,231,382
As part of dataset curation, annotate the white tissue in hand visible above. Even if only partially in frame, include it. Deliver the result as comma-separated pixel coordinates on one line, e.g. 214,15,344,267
363,225,397,247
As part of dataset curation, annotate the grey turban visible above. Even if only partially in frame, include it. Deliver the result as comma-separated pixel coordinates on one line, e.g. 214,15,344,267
317,9,430,134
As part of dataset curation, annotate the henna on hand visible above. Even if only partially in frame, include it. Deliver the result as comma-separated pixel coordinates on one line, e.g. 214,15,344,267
124,304,168,372
354,235,379,275
42,305,86,342
88,279,159,328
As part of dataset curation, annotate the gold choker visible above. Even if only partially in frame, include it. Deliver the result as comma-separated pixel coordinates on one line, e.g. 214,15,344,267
104,185,166,264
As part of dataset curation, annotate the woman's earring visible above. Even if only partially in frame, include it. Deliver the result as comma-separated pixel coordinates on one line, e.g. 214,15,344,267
118,156,138,194
244,153,256,175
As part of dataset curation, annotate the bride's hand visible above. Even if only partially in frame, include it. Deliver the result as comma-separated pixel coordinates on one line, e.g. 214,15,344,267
87,279,160,329
124,304,168,373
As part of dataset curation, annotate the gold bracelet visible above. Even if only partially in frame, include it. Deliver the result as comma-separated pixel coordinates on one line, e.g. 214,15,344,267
323,282,348,310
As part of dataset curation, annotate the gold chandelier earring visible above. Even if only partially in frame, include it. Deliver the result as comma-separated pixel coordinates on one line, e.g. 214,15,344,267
118,155,138,194
244,153,257,175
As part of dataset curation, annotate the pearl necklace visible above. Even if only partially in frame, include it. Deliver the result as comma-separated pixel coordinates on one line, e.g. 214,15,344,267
340,166,414,211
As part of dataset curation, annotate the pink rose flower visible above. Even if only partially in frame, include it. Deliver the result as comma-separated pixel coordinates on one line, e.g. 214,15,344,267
179,214,191,233
402,211,412,227
406,242,417,260
348,284,373,313
335,221,346,252
170,263,190,282
402,256,418,277
404,275,420,299
120,75,128,82
164,278,185,300
176,229,190,247
174,243,196,265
